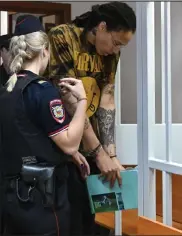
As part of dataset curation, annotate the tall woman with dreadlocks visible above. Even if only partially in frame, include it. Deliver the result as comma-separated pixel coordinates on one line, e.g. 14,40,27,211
48,2,136,235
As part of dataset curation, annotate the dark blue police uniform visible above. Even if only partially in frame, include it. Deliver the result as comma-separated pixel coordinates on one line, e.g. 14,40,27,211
0,14,71,236
0,70,71,236
23,70,71,137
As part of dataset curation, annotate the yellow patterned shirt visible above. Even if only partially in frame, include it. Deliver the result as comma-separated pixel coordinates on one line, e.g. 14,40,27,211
48,24,120,117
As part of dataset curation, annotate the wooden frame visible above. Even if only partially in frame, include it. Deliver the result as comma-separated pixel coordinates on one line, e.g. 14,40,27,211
0,1,71,24
44,23,55,33
39,15,56,34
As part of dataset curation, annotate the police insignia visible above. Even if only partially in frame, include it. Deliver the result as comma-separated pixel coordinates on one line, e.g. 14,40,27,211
50,99,65,123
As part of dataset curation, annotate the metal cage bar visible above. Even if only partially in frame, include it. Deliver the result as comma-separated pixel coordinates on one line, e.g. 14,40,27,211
161,1,172,226
115,58,121,126
136,2,144,216
137,2,156,219
114,58,122,235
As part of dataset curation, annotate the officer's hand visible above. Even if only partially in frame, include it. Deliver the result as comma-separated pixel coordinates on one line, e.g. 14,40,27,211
72,151,90,179
59,78,86,101
96,149,121,188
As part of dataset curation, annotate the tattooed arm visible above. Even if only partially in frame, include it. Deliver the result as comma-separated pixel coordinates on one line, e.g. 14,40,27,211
59,84,121,186
96,84,116,156
60,84,115,156
97,84,124,171
60,91,113,153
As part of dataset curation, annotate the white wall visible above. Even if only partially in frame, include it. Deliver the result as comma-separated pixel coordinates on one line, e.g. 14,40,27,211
171,3,182,123
71,1,101,20
119,2,136,124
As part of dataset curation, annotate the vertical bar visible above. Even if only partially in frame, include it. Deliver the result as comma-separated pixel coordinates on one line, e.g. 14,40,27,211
115,58,121,125
163,2,172,164
161,1,172,226
0,11,8,64
141,2,156,219
149,167,156,218
0,11,8,35
164,3,172,163
136,2,144,216
163,172,172,225
115,211,122,235
161,3,165,123
114,58,122,235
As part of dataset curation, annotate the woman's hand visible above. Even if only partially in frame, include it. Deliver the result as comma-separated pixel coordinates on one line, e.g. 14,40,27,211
72,151,90,179
111,157,125,171
59,78,86,101
96,150,122,188
111,157,125,187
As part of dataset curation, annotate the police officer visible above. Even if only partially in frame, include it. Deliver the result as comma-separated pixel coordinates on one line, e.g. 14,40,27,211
0,15,89,236
0,34,10,87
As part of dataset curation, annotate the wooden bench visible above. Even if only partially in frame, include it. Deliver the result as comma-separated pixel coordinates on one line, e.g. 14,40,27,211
96,210,182,235
95,209,138,235
138,216,182,235
95,169,182,235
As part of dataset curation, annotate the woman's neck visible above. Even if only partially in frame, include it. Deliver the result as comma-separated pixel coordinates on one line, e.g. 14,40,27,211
23,60,40,75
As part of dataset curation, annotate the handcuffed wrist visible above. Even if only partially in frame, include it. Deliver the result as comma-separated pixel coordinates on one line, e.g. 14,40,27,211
81,144,103,161
88,144,102,158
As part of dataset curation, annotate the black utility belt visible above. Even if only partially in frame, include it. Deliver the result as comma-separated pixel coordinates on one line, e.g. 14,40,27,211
9,163,56,207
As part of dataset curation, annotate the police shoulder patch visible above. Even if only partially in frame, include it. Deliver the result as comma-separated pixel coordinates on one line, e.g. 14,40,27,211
38,80,47,84
50,99,65,124
37,80,51,88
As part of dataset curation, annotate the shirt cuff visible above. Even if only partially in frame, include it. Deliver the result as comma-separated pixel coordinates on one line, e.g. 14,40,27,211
48,125,69,137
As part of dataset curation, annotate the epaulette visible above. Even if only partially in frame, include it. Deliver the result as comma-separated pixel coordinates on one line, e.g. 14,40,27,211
36,80,51,88
37,80,47,84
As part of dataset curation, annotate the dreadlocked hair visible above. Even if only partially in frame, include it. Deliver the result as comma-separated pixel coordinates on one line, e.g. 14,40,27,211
72,2,136,79
72,1,136,39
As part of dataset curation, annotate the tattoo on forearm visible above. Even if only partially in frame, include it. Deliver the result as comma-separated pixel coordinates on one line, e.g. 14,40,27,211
84,118,90,130
103,84,115,96
96,107,115,147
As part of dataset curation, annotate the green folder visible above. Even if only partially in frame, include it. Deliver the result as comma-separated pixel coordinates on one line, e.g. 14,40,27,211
86,169,138,214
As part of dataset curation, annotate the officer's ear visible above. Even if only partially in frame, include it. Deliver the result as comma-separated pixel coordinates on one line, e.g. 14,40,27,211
42,47,49,59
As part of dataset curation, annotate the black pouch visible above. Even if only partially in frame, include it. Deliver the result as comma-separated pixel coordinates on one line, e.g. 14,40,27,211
19,163,56,207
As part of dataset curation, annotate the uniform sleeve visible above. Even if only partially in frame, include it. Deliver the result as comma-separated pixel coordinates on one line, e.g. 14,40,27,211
24,81,71,137
108,53,120,84
48,27,76,81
